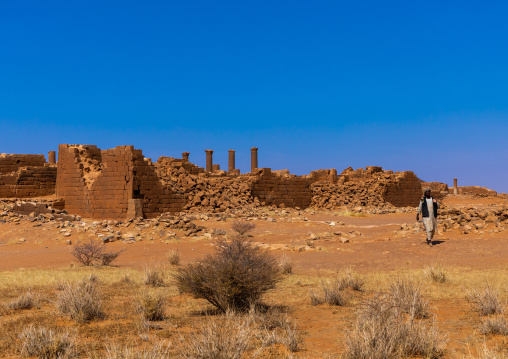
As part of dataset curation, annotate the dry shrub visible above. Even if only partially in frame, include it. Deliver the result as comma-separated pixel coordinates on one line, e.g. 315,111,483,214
389,276,429,319
467,284,504,316
339,268,365,292
425,263,447,283
479,315,508,335
279,254,293,275
177,311,252,359
71,239,124,266
8,290,39,310
138,289,166,321
230,221,256,236
254,306,302,353
344,296,444,359
175,237,281,312
19,326,75,359
104,342,171,358
56,275,105,323
310,280,347,306
167,250,181,266
144,266,165,287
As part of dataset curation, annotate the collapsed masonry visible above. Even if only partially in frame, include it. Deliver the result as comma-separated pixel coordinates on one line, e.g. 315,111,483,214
2,144,438,219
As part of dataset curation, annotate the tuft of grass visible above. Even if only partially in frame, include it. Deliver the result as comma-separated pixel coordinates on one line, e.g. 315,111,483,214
467,284,504,316
338,268,365,292
479,315,508,335
344,296,444,359
425,263,448,283
144,266,165,287
389,276,429,319
310,280,347,306
56,275,105,323
138,289,166,321
176,311,252,359
279,254,293,275
103,342,171,358
7,290,39,310
167,250,181,266
19,326,75,359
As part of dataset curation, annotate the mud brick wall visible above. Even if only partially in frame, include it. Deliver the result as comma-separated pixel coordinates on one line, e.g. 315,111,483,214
458,186,497,196
0,154,46,174
251,168,313,208
422,181,449,200
56,144,186,219
382,171,422,207
156,156,206,176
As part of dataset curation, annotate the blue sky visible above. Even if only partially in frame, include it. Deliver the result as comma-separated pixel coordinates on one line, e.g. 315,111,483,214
1,1,507,192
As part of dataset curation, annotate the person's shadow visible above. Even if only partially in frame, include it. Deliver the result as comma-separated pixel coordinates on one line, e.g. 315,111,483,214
431,240,445,246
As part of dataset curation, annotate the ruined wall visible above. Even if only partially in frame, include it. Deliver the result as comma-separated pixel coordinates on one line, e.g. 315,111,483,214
457,186,498,196
383,171,424,207
251,168,313,208
56,145,185,219
0,154,56,198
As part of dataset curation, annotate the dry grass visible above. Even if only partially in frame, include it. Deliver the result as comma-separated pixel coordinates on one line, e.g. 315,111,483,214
424,263,448,284
279,253,293,275
56,275,105,323
389,276,429,319
167,250,181,266
144,266,165,287
138,289,166,321
467,284,504,316
7,290,39,310
344,296,444,359
338,268,366,292
103,342,171,358
19,326,75,359
176,311,252,358
479,315,508,335
310,280,347,306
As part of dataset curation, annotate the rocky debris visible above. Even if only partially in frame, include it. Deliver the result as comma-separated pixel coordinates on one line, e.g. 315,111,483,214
439,204,508,234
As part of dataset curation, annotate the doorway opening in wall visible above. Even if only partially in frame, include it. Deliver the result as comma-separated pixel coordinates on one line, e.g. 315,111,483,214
132,189,144,200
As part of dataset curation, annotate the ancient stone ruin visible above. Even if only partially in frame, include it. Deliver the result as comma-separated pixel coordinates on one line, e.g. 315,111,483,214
0,144,481,220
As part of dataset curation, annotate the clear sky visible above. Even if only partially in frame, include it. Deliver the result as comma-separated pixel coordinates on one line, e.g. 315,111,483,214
1,1,507,193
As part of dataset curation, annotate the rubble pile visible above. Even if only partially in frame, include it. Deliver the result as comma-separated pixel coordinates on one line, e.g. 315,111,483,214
439,204,508,234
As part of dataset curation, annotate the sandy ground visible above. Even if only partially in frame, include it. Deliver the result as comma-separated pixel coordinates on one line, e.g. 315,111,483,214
1,194,508,358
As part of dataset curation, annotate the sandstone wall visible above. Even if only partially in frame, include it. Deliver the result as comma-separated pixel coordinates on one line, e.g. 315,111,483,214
251,168,313,208
56,145,185,220
0,154,56,198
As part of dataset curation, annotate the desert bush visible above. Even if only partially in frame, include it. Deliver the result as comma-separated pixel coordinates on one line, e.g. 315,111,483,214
177,311,252,359
56,275,105,323
71,239,124,266
389,276,429,319
425,263,447,283
339,268,365,292
144,266,165,287
279,254,293,275
19,326,75,359
138,289,166,321
230,221,256,236
467,284,504,316
167,249,181,266
479,315,508,335
310,280,347,306
175,237,281,312
344,296,444,359
8,290,39,310
253,306,302,352
103,343,171,359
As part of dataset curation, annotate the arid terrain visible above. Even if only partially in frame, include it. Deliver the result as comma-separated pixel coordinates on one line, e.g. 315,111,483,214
1,193,508,358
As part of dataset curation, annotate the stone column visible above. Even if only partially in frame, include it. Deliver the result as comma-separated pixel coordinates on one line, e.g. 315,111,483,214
453,178,458,195
48,151,56,164
182,152,190,162
205,150,213,172
228,149,235,173
329,169,337,184
127,198,143,219
250,147,258,173
212,164,220,172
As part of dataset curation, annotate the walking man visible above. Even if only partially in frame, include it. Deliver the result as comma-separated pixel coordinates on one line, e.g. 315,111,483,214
416,188,438,247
